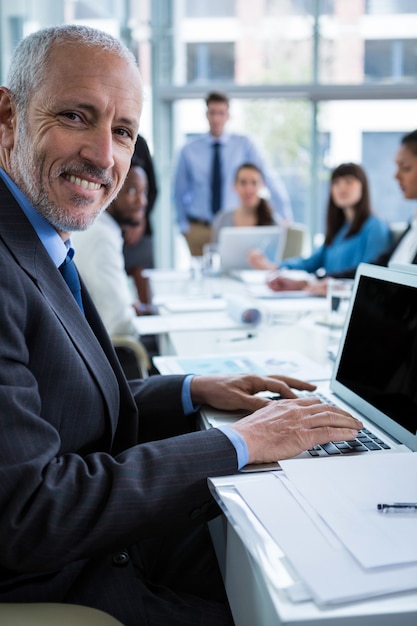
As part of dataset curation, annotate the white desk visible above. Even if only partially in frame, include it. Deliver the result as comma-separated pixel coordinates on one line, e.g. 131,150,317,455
167,318,334,367
146,269,417,625
145,269,335,361
209,474,417,626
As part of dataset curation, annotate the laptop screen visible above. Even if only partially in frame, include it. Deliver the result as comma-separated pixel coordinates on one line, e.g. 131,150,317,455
331,264,417,450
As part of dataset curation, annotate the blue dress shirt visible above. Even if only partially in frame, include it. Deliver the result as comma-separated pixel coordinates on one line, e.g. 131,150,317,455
174,132,293,232
182,376,248,469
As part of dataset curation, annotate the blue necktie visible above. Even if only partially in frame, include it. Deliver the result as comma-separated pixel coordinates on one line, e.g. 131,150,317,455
211,142,222,215
59,249,84,313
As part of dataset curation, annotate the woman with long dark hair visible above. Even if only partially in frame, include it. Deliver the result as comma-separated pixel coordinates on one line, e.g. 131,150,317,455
211,162,276,244
249,162,391,276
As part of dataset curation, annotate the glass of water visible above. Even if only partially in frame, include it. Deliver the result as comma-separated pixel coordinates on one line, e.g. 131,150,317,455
327,278,354,329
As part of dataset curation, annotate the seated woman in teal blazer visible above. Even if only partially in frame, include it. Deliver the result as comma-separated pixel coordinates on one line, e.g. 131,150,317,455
249,162,392,276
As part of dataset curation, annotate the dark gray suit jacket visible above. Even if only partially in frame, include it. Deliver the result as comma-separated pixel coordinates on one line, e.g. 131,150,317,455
0,178,237,620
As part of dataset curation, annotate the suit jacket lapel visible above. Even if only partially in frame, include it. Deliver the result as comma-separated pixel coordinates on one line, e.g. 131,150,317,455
0,177,129,432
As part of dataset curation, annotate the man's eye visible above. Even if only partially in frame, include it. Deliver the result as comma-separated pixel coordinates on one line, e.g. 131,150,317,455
62,111,82,122
115,128,132,138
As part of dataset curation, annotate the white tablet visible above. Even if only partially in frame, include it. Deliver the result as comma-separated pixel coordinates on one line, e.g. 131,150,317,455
218,226,285,271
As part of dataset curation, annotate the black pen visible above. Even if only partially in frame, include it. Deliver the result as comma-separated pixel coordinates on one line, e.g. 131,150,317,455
377,502,417,514
215,333,256,343
230,333,256,342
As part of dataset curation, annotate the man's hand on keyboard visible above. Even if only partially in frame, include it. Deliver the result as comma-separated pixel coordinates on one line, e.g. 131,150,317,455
190,373,317,413
230,396,363,464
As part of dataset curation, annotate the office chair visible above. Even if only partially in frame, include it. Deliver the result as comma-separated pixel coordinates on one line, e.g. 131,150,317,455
282,222,311,259
389,220,408,245
111,334,151,379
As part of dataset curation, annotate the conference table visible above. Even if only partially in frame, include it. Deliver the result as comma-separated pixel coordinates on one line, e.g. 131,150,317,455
137,268,417,626
139,268,336,363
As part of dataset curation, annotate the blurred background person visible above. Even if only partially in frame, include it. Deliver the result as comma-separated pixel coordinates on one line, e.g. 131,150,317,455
386,129,417,266
211,162,277,244
73,163,154,334
249,162,392,282
174,90,292,256
123,135,158,304
267,134,417,295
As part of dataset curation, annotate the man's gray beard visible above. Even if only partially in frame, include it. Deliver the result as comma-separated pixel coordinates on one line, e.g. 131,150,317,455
9,124,112,232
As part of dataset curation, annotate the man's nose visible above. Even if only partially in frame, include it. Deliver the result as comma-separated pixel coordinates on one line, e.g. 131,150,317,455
79,129,115,170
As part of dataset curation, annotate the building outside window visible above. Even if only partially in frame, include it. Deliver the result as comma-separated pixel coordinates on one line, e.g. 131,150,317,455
1,0,416,265
187,42,235,82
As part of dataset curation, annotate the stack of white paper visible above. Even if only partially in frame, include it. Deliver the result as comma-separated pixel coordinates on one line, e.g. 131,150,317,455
235,453,417,606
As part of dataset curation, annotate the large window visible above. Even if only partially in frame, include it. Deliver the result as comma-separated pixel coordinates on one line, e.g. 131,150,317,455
187,42,235,82
71,0,115,19
185,0,235,17
366,0,417,15
365,39,417,82
1,0,417,266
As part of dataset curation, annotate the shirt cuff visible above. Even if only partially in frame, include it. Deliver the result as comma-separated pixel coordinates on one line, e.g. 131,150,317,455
182,374,199,414
217,425,249,470
182,376,249,469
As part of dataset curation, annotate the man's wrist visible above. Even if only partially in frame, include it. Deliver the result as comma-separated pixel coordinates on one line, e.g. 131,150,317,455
182,374,199,414
217,425,249,469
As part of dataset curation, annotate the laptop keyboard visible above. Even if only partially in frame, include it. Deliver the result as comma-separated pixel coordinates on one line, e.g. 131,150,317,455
304,391,391,456
270,391,391,456
308,427,391,457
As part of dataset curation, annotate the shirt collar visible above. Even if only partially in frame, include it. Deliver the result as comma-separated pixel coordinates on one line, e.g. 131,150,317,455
208,132,230,146
0,168,68,267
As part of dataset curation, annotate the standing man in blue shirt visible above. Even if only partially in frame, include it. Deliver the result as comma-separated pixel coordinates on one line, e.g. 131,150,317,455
174,91,293,256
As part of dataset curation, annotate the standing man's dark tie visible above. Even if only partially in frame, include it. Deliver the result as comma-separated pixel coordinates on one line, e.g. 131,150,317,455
211,141,222,216
59,249,84,313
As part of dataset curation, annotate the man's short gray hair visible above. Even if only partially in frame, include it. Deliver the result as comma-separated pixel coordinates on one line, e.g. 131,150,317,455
7,24,138,113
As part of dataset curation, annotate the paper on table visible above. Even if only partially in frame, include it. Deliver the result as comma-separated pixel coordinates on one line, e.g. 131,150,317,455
259,297,326,314
154,350,331,380
247,284,318,299
230,269,311,285
141,269,191,281
162,298,226,313
235,472,417,606
246,268,327,300
258,298,328,327
133,310,252,335
228,269,272,283
280,453,417,569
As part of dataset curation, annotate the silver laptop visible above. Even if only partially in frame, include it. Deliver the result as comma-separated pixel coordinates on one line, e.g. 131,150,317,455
218,226,285,272
201,263,417,466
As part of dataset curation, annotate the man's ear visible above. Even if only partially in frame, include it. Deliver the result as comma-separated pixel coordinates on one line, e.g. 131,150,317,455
0,88,16,150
